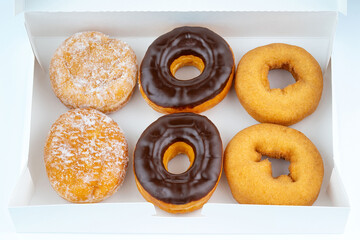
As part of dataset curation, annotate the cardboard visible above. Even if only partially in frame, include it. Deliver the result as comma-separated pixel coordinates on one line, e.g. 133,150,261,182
9,7,350,234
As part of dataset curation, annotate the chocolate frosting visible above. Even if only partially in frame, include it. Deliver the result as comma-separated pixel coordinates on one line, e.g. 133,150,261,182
140,26,234,109
134,113,223,205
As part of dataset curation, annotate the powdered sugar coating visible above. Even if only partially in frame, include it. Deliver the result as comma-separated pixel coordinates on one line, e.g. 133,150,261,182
49,31,138,113
44,108,129,203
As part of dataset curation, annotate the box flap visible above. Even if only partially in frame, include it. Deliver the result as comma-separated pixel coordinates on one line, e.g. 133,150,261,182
24,11,338,72
16,0,346,14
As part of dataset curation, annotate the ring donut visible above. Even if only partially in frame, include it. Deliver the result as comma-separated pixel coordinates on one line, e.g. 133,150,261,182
139,26,235,113
50,31,138,113
134,113,223,213
235,43,323,125
224,123,324,206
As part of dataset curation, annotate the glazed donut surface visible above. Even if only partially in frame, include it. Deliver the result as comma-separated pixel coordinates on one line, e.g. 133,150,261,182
235,43,323,125
134,112,223,213
50,31,137,113
140,26,235,113
44,108,129,203
224,123,324,206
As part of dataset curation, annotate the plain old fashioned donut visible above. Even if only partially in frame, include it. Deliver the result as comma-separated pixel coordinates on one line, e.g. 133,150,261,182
50,31,137,113
44,108,129,203
133,113,223,213
139,26,235,114
235,43,323,126
224,123,324,206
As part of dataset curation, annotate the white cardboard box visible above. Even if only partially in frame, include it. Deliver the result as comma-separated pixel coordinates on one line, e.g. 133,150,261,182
9,0,350,234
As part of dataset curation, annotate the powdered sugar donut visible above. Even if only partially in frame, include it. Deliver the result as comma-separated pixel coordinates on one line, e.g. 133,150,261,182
49,31,137,113
44,108,129,203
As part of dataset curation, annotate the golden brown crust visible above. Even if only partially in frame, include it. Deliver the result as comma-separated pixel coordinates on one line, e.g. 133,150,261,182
162,142,195,172
44,108,129,203
49,31,138,114
133,141,223,213
235,43,323,126
139,65,234,114
169,55,205,76
134,163,222,214
139,27,235,114
133,113,223,213
224,123,324,206
134,175,221,214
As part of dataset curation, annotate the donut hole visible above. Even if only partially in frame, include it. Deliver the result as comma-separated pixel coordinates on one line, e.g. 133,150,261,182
174,66,201,80
170,55,204,81
268,69,296,89
260,155,291,179
166,154,191,174
163,142,195,174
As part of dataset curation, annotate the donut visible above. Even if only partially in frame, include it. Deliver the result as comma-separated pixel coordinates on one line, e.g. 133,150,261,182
44,108,129,203
235,43,323,125
49,31,138,113
224,123,324,206
133,113,223,213
139,26,235,114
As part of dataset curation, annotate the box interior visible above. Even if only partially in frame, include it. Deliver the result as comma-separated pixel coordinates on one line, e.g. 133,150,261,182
8,11,350,233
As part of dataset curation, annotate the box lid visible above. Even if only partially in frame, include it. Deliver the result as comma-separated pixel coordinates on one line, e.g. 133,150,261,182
16,0,347,14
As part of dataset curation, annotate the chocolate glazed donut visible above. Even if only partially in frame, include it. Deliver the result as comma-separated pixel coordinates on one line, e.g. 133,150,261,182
139,26,235,113
133,113,223,213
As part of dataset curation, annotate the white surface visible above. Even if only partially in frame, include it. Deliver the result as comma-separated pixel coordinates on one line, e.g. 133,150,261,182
15,0,347,14
8,10,348,233
0,0,359,239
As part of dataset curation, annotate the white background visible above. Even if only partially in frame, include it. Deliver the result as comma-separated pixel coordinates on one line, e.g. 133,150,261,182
1,0,359,239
